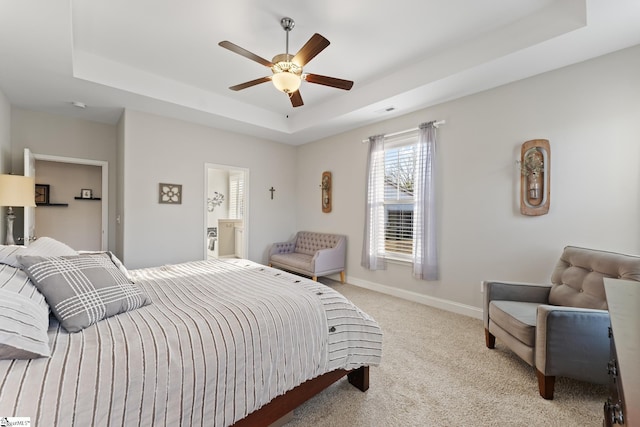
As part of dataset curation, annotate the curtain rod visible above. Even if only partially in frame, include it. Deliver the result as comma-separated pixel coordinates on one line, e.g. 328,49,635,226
361,120,446,143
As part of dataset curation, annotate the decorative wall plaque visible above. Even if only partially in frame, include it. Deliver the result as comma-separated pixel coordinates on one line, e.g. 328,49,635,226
159,183,182,204
520,139,550,216
321,171,332,213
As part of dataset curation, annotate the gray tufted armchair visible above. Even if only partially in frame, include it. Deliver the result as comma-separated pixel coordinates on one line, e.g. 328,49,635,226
483,246,640,399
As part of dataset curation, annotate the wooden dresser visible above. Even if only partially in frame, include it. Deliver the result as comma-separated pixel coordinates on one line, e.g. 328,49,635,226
604,279,640,426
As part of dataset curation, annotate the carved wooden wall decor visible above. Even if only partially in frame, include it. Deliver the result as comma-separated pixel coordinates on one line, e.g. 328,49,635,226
520,139,550,216
321,171,332,213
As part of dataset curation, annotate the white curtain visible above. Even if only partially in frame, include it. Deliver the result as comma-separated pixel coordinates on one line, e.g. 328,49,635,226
413,122,438,280
361,135,386,270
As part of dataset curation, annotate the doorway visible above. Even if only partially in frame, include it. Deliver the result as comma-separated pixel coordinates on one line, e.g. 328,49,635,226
23,148,108,250
204,163,249,260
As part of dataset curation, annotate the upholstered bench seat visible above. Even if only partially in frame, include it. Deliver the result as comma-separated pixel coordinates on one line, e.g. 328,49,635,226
268,231,346,283
270,252,314,272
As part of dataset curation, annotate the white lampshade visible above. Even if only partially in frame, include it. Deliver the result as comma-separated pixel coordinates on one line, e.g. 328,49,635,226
0,174,36,207
272,71,301,94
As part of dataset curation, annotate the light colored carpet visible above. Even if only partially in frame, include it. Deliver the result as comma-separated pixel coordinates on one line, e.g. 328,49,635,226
287,281,607,427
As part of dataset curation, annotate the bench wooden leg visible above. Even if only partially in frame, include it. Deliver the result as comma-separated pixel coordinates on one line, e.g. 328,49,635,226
340,271,345,284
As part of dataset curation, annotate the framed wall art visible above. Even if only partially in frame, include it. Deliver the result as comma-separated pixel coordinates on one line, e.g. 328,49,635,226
35,184,50,205
159,183,182,204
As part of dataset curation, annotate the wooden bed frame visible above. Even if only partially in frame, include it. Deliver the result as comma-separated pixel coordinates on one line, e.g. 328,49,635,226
232,365,369,426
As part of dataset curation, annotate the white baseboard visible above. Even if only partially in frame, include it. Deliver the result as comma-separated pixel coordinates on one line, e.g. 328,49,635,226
346,276,483,320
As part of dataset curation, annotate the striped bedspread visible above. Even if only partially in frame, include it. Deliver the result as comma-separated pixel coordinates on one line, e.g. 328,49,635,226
0,258,382,426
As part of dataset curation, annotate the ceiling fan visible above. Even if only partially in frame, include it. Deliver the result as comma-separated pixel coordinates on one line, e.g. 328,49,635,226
219,17,354,108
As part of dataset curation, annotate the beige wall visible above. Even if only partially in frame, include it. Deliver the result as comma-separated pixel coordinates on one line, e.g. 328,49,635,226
296,44,640,316
120,109,298,269
0,89,11,243
207,167,229,228
10,109,118,251
116,113,125,259
0,90,9,172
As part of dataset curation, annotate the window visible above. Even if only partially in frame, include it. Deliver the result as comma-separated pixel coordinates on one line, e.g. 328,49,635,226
383,137,418,259
363,122,438,279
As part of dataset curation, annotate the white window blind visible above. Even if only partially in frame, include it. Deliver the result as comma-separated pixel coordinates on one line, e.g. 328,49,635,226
229,173,244,219
383,135,418,258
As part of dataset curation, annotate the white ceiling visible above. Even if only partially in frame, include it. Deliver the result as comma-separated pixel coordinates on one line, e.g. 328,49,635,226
1,0,639,145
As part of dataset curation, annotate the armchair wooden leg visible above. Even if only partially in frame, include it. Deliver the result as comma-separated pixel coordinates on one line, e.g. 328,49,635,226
536,369,555,400
484,329,496,349
340,271,345,284
312,276,317,281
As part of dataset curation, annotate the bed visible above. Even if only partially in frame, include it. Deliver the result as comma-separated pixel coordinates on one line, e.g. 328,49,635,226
0,239,382,426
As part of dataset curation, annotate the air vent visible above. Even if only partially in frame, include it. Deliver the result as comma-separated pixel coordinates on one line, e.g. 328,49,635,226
374,106,397,114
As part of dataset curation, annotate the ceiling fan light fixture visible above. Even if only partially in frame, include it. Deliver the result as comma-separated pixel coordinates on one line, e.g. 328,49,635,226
219,17,352,107
272,69,301,94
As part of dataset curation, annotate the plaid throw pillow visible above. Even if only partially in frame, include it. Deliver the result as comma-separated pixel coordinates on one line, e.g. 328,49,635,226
18,253,151,333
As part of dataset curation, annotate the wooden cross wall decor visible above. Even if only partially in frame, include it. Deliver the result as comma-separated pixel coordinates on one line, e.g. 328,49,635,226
269,187,275,200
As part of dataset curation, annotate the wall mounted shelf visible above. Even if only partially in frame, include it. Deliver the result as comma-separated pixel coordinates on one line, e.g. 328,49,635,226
36,203,68,207
74,197,101,201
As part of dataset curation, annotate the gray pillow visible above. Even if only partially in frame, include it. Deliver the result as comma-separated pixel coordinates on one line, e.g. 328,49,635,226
0,264,50,359
18,253,151,333
78,250,134,282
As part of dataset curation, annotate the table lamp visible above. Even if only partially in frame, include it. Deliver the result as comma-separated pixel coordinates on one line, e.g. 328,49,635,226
0,174,36,245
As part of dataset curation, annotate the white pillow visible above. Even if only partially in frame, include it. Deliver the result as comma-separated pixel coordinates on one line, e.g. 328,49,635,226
23,237,78,257
1,238,77,267
0,245,26,268
0,264,50,359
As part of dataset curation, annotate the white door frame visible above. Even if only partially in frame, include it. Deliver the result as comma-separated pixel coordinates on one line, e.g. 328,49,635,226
203,163,250,260
33,153,109,250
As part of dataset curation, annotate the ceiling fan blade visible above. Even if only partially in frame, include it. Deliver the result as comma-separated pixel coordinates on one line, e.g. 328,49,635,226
219,41,274,67
292,33,330,67
290,90,303,107
229,76,271,91
305,73,354,90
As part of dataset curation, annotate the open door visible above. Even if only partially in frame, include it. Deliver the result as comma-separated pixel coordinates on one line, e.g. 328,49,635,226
204,163,249,260
23,148,35,246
